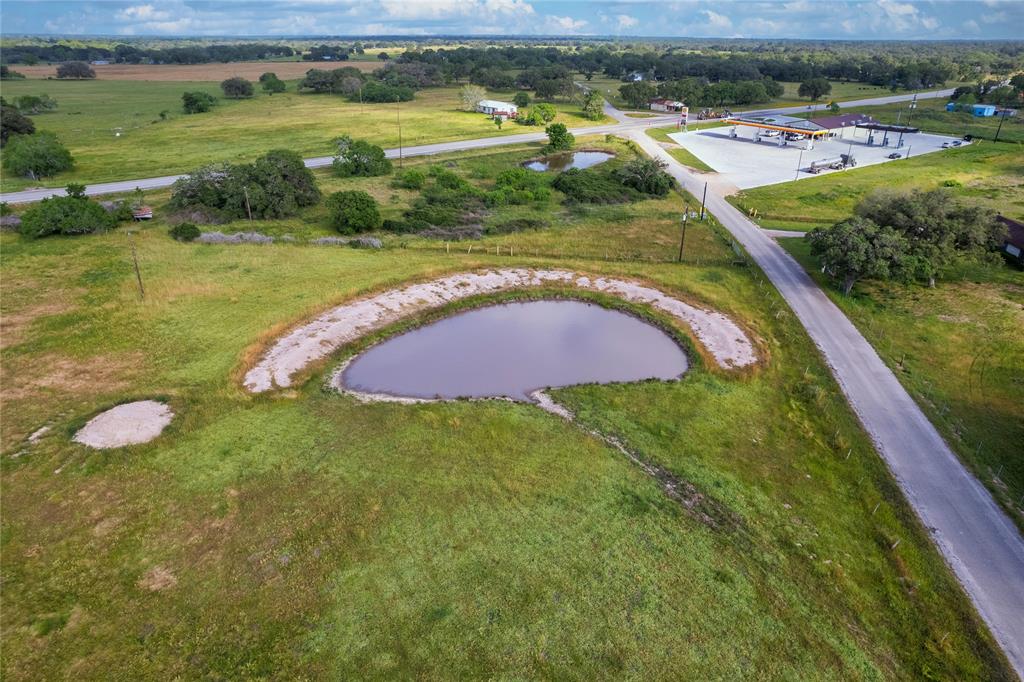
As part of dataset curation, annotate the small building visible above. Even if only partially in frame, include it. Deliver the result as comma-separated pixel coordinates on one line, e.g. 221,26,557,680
91,60,110,65
650,98,686,113
475,99,518,119
997,215,1024,267
972,104,996,117
132,206,154,221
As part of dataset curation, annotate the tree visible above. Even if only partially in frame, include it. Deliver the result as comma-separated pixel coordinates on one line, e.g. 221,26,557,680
14,94,57,114
326,190,381,234
581,91,604,121
544,123,574,152
513,91,530,108
182,91,216,114
615,157,673,196
619,81,657,109
332,135,392,177
535,79,562,101
2,132,73,179
798,77,832,102
1,65,26,80
534,102,556,122
494,117,503,131
1,99,35,145
855,189,1003,287
378,52,390,61
828,101,841,113
259,72,286,95
1011,74,1024,96
19,185,116,238
56,61,95,79
221,77,254,99
460,84,486,112
807,217,908,295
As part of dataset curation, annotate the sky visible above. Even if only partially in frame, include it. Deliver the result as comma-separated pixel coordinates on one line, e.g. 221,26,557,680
2,0,1022,40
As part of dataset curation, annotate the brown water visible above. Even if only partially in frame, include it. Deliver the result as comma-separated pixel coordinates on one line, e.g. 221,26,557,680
339,300,689,401
523,151,614,172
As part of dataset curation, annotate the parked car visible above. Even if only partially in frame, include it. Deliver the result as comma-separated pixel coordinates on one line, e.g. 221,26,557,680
941,142,952,148
887,152,902,159
951,140,963,147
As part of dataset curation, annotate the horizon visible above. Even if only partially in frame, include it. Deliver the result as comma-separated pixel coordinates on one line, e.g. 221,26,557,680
1,0,1022,41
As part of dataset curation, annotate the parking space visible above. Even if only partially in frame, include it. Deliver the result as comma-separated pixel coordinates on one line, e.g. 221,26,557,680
667,127,962,189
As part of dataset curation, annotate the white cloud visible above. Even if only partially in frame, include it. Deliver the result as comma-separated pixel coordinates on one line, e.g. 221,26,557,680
614,14,639,29
701,10,733,30
963,19,981,33
547,14,588,31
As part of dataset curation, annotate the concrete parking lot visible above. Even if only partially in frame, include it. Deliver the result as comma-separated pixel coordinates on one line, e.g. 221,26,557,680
667,126,962,189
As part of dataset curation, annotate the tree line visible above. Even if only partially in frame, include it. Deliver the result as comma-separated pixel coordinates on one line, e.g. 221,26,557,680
1,42,296,65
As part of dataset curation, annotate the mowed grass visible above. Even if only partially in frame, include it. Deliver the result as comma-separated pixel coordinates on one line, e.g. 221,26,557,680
645,125,719,173
1,145,1015,678
0,79,606,192
729,141,1024,230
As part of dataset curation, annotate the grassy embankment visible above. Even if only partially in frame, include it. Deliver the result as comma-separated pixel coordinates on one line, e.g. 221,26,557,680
724,135,1024,526
0,79,607,193
1,141,1015,679
645,124,720,173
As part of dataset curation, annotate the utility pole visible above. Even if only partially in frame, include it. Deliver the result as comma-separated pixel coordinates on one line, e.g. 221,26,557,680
678,203,690,263
127,232,145,300
699,181,708,220
243,186,253,221
397,100,404,168
795,150,804,182
994,108,1008,142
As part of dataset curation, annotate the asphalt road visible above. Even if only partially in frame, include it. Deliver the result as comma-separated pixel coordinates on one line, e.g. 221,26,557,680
629,128,1024,678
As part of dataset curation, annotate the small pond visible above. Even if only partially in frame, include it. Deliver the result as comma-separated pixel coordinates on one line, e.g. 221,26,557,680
523,151,614,172
338,300,688,402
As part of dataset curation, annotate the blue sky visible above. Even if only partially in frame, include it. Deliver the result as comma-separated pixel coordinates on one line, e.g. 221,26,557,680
2,0,1022,39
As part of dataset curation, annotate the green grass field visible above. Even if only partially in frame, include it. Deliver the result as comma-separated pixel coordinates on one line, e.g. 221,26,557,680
1,142,1015,679
0,79,606,192
645,125,720,173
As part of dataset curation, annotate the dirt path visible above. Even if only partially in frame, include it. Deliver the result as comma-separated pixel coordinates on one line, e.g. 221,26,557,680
243,269,757,393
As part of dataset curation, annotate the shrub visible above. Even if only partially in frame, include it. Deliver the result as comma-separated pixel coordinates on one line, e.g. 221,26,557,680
332,135,392,177
221,77,255,99
56,61,95,79
392,168,426,189
544,123,574,152
2,132,73,178
552,168,639,204
259,72,286,94
615,157,674,196
169,150,320,221
487,218,547,234
534,103,556,122
1,65,26,80
1,100,35,144
359,81,414,103
485,167,551,205
169,222,201,242
19,185,116,238
326,190,381,234
182,91,217,114
14,94,57,115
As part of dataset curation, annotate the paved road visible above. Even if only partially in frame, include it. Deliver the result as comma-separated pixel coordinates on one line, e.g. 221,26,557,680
0,89,948,205
629,128,1024,678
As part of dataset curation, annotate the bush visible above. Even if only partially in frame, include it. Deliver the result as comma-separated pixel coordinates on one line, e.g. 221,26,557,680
1,100,35,144
359,81,414,103
392,168,426,189
552,168,639,204
487,218,547,235
332,135,392,177
2,131,73,178
19,185,115,238
169,222,201,242
182,91,217,114
1,65,26,80
615,157,674,196
485,167,551,205
259,72,286,94
544,123,574,152
221,77,254,99
56,61,95,79
169,150,320,221
326,191,381,234
14,94,57,115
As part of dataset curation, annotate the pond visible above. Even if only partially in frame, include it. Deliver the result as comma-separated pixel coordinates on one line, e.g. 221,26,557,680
523,151,615,172
338,300,689,402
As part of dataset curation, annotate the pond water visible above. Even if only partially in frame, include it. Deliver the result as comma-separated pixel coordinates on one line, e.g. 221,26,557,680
339,300,689,402
523,151,614,172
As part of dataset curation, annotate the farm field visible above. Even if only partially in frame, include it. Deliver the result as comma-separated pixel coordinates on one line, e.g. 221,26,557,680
781,240,1024,527
0,142,1014,679
9,60,382,80
0,79,606,192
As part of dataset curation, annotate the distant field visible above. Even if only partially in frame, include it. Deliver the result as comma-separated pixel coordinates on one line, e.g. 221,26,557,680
10,60,380,81
0,80,606,192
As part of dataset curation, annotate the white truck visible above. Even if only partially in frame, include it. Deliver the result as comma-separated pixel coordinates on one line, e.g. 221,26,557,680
808,154,856,174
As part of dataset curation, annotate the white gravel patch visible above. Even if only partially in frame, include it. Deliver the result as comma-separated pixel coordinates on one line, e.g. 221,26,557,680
73,400,174,449
244,269,757,393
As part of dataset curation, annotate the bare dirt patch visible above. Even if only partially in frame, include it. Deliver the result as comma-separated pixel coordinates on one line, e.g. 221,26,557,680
138,566,177,591
244,269,758,393
73,400,173,449
15,61,379,82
